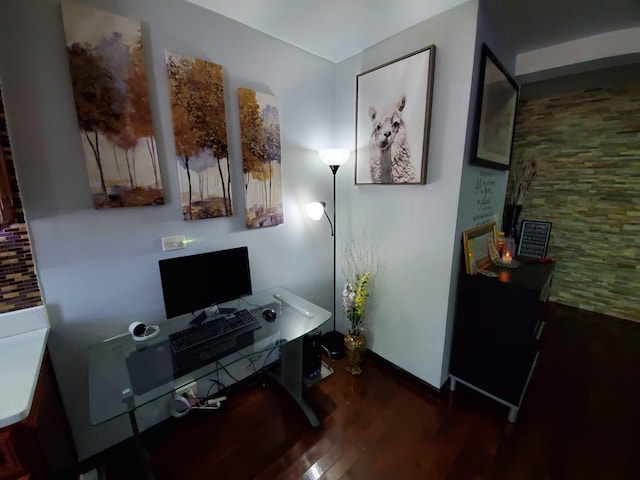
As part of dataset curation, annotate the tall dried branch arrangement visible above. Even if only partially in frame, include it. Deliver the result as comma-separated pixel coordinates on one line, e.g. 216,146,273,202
342,231,384,292
341,230,386,335
509,150,538,206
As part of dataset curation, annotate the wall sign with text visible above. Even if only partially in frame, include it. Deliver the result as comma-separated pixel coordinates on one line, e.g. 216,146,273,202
518,220,552,258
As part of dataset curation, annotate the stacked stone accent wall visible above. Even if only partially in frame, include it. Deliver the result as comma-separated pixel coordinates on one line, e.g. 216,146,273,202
510,83,640,322
0,87,43,313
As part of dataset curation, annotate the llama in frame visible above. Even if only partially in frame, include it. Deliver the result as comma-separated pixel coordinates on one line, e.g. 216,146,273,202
368,94,416,183
355,45,436,185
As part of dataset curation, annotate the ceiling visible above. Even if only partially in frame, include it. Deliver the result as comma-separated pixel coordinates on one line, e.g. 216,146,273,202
186,0,640,63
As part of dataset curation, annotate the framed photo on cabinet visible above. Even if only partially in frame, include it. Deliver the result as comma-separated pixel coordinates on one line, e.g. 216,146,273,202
462,221,498,274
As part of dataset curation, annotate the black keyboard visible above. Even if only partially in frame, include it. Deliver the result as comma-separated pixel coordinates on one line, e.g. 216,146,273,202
169,309,261,354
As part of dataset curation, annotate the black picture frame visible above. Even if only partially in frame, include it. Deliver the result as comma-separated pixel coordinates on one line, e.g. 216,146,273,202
518,220,552,258
472,44,520,170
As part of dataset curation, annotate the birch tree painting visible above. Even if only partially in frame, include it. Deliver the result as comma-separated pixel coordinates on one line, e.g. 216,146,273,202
237,88,283,228
166,52,232,220
61,2,163,208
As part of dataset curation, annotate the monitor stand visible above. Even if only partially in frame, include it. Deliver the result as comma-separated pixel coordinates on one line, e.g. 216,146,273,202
218,306,237,314
189,310,207,325
321,329,345,359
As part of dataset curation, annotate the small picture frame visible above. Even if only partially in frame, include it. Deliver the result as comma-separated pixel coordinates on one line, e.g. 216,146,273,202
472,44,520,170
518,220,552,258
355,45,436,185
462,221,498,274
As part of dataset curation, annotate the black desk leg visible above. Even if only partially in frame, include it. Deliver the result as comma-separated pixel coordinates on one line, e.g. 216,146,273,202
126,405,157,480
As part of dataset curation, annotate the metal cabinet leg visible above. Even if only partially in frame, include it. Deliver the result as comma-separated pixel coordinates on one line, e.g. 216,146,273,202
449,376,457,392
128,409,156,479
508,406,518,423
271,337,320,427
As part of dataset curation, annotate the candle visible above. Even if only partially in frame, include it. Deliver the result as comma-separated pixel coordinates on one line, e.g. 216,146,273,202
503,251,512,264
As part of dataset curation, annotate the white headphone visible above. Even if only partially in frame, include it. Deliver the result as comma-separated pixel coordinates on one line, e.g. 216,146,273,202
168,395,193,418
128,321,160,342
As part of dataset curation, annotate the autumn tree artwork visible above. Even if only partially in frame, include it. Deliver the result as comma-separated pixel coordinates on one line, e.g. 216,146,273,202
237,88,284,228
166,52,232,221
61,2,163,209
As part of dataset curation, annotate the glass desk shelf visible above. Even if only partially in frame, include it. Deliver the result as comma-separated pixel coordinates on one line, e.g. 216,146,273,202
88,288,331,429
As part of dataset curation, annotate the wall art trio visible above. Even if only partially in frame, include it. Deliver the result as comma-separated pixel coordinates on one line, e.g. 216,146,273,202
61,2,284,228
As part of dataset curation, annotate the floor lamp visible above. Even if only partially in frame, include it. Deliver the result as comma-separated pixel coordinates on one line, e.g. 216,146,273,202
307,148,350,359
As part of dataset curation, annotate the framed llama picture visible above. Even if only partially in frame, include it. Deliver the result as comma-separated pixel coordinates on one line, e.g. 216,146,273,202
472,43,520,170
355,45,436,185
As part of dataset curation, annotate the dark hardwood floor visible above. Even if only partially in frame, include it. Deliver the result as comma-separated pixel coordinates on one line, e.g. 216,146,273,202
94,303,640,479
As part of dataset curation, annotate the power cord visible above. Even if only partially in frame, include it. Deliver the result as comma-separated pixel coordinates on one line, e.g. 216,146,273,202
170,340,282,419
206,378,226,399
169,388,228,418
195,393,227,410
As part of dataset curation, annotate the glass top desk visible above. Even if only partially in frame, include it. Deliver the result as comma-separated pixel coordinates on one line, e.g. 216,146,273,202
88,288,331,435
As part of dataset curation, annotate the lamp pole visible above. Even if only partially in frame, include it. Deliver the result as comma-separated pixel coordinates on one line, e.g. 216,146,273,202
316,149,350,359
331,163,338,325
322,163,346,358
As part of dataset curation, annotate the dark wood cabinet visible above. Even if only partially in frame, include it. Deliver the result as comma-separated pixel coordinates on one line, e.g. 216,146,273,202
0,350,77,479
449,260,554,422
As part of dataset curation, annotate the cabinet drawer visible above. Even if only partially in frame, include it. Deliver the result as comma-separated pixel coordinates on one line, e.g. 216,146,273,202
450,334,538,405
0,350,77,479
456,280,541,347
533,319,545,343
0,429,27,479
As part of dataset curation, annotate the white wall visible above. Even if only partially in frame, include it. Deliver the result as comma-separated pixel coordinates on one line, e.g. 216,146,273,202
334,1,480,388
442,1,516,381
0,0,523,460
0,0,336,459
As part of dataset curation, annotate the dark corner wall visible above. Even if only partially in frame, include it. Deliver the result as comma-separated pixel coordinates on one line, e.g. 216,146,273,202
510,77,640,322
0,86,42,313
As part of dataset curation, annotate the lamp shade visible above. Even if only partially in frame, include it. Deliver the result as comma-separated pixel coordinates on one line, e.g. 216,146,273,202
319,149,350,167
306,201,326,221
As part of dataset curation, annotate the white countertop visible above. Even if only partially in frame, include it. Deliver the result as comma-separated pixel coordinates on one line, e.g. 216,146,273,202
0,306,50,429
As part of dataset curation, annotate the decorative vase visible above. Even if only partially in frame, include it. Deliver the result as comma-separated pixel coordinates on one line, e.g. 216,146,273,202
503,204,522,243
344,333,367,375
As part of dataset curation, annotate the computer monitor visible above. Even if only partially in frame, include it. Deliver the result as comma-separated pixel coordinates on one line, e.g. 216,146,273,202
159,246,252,319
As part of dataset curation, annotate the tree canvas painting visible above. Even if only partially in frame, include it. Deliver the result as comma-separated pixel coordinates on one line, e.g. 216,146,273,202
166,52,232,220
237,88,283,228
61,2,163,208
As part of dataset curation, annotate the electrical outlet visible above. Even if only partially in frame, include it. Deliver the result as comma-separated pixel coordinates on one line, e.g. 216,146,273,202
162,235,187,252
175,381,197,398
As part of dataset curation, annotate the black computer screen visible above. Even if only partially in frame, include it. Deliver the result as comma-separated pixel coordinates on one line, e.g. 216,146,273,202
159,246,252,319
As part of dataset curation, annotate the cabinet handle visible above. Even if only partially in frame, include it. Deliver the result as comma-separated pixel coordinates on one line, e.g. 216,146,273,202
534,321,545,341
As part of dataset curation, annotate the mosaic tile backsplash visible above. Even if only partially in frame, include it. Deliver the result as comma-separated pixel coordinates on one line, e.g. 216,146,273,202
0,87,43,313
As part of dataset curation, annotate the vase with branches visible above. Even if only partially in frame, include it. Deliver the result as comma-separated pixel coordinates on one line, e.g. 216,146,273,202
509,151,538,206
341,232,384,374
505,151,538,239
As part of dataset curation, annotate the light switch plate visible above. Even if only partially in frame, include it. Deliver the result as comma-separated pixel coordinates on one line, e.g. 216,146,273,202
162,235,187,252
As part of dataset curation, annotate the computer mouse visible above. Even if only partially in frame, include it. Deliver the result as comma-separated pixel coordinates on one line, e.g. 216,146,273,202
262,308,277,322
